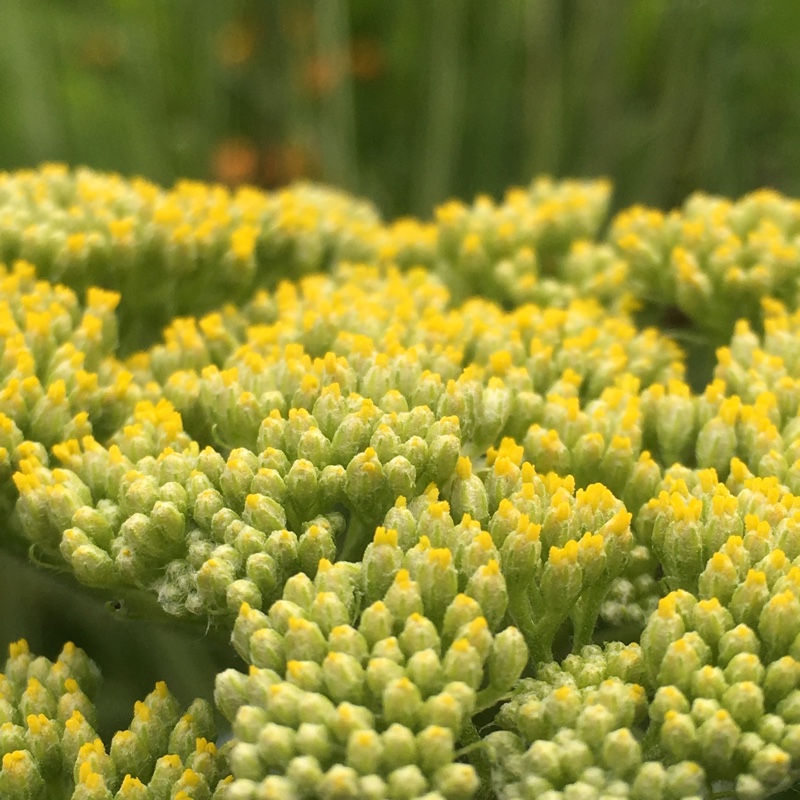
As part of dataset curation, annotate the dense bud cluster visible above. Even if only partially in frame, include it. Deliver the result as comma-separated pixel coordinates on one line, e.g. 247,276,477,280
212,559,527,800
6,166,800,797
0,640,227,799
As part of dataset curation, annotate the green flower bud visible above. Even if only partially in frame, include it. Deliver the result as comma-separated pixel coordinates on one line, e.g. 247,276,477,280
384,571,425,625
657,635,708,695
759,590,800,660
382,677,423,728
109,729,150,784
115,775,149,800
696,417,738,476
387,765,429,800
427,435,461,488
649,686,690,724
697,708,741,777
248,469,287,510
662,760,706,799
322,653,365,705
725,653,764,684
749,743,792,788
215,670,250,723
0,750,46,800
242,494,286,535
233,705,269,744
735,731,765,765
297,527,336,579
449,458,489,527
296,723,334,766
698,552,740,606
265,530,299,577
659,711,697,762
729,569,771,630
319,464,346,507
384,456,417,501
421,691,464,735
227,579,262,614
763,657,800,707
524,424,572,475
758,714,786,745
380,724,417,771
691,665,728,700
0,723,26,757
345,448,390,521
196,557,237,609
310,592,350,638
383,498,418,551
415,501,455,549
417,549,458,627
464,560,508,631
297,428,333,468
329,702,374,744
285,660,323,693
718,624,761,667
395,651,441,701
70,543,118,589
777,689,800,723
279,618,324,664
286,459,320,519
345,729,383,775
243,554,279,606
485,628,528,696
230,741,262,782
328,626,368,663
442,640,483,692
73,738,117,790
365,657,405,699
362,528,404,604
641,594,688,684
600,728,641,780
399,613,442,658
23,713,59,774
192,488,226,534
72,505,115,550
221,458,256,513
18,678,57,721
331,410,380,464
254,723,296,772
357,602,394,649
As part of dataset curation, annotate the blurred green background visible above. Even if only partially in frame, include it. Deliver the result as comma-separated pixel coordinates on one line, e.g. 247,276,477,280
3,0,800,758
3,0,800,219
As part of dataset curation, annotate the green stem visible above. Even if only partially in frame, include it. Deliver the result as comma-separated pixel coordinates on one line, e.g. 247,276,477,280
571,583,608,652
475,686,512,714
460,720,493,800
338,513,374,562
507,583,550,664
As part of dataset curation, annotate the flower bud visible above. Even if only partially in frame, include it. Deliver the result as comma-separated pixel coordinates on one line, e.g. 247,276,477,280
242,494,286,535
659,711,697,762
696,709,741,776
417,549,458,626
399,613,441,658
464,560,508,631
384,571,425,624
442,640,483,692
358,602,394,649
449,458,489,527
386,765,428,800
322,653,365,706
296,723,334,765
485,627,528,696
0,750,46,800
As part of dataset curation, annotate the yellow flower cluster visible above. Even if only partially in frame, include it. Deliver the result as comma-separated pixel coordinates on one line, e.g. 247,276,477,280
4,165,800,798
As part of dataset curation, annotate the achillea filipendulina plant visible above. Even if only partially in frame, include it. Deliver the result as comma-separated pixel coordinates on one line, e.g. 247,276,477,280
3,165,800,798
